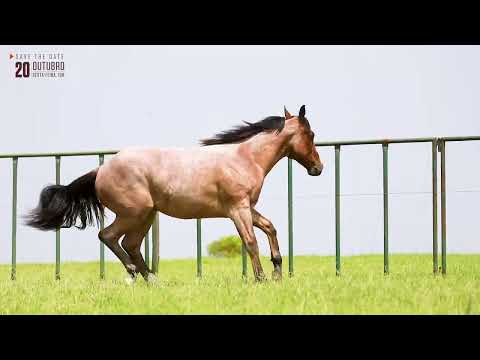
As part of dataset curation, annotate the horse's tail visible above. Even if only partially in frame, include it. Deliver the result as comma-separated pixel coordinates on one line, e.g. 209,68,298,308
25,168,104,231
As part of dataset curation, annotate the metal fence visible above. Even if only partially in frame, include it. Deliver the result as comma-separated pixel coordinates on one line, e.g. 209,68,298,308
1,135,479,280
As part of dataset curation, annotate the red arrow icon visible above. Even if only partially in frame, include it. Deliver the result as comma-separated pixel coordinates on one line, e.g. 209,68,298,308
9,53,14,59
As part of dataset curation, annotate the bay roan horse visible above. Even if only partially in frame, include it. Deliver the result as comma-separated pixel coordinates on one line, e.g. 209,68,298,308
26,105,323,283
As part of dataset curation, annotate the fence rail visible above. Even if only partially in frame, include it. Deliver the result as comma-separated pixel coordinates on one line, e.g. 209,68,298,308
1,135,479,280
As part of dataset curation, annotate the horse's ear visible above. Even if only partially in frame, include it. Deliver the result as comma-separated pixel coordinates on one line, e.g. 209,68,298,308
299,105,306,118
284,106,293,120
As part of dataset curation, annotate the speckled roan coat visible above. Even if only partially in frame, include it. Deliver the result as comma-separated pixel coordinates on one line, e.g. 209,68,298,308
27,106,323,283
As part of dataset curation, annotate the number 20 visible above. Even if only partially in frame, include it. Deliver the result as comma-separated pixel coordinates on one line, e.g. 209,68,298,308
15,62,30,78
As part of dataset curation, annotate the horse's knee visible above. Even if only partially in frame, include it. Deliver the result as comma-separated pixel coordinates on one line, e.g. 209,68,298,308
243,238,259,255
266,222,277,237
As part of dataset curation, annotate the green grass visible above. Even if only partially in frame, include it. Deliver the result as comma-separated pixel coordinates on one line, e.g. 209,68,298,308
1,254,479,314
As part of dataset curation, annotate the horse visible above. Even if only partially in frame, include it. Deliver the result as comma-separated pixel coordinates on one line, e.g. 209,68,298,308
25,105,323,283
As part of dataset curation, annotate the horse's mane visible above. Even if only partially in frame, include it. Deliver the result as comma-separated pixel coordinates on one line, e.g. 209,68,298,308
200,116,286,146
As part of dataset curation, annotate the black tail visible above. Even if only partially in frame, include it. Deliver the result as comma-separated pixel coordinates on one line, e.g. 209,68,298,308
25,169,104,231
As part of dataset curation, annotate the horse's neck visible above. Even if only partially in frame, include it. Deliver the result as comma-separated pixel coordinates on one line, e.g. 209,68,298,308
242,132,290,176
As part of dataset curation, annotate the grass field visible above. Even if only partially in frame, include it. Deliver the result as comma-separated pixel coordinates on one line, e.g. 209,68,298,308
1,254,479,314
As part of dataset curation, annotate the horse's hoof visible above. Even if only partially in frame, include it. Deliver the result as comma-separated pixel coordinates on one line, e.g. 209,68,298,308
125,276,136,285
146,273,159,285
272,271,282,281
255,274,267,283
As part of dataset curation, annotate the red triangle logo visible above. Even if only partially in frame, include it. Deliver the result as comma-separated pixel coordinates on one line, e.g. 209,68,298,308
9,53,14,59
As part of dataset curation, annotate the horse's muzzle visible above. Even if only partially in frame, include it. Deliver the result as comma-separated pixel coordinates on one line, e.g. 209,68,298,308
308,164,323,176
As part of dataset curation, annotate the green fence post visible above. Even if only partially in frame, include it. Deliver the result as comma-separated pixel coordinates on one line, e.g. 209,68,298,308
11,157,18,281
99,155,105,279
440,140,447,275
382,143,389,275
196,218,202,278
335,145,341,276
151,212,159,274
242,243,247,278
432,139,438,274
288,157,294,277
144,229,150,270
55,156,61,280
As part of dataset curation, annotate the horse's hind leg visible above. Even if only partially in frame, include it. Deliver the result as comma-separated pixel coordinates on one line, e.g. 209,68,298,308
121,211,157,283
98,216,137,281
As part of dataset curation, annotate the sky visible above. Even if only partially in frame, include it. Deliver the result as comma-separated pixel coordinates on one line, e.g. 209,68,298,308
0,45,479,267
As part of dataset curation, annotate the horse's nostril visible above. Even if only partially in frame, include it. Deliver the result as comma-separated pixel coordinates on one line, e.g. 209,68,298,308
308,166,322,176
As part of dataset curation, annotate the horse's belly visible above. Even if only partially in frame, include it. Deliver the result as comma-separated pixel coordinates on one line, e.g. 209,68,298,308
154,193,226,219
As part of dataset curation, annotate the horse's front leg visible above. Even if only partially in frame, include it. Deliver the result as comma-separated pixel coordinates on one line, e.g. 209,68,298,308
229,204,266,282
251,208,282,281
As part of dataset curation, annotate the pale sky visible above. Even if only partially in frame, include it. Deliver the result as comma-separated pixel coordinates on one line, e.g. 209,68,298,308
0,45,479,266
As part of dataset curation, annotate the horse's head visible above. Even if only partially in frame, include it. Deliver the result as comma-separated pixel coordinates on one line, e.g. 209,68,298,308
284,105,323,176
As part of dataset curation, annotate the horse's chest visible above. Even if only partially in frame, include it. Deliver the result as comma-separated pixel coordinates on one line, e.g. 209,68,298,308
222,175,264,207
222,165,264,205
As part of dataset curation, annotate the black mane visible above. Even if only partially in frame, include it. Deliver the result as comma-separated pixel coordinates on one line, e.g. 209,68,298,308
200,116,286,146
